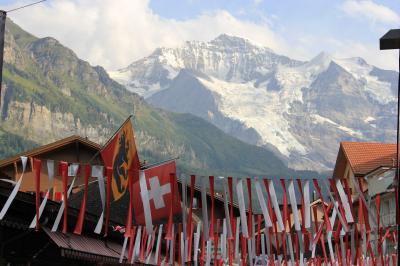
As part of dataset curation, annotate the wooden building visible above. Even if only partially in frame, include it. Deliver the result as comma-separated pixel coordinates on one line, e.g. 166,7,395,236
0,135,102,201
0,135,243,264
0,179,126,265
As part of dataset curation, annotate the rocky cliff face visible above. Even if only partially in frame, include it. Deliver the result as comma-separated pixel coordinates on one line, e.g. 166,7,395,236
1,20,131,145
111,35,398,172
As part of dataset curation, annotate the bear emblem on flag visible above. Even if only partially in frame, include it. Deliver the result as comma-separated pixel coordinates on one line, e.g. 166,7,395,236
101,118,140,201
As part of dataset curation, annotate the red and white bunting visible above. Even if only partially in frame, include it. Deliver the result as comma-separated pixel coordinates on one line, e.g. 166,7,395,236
1,156,398,265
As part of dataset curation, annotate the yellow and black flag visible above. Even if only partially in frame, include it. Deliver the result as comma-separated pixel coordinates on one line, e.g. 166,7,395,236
100,117,140,201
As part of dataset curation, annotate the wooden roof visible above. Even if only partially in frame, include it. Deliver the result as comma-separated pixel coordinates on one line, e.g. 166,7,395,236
333,141,396,178
0,135,101,168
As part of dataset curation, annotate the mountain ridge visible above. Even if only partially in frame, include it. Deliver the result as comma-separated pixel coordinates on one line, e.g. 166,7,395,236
110,34,398,171
0,19,316,179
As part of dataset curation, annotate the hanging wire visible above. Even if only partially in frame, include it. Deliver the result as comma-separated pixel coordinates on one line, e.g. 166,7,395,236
6,0,47,13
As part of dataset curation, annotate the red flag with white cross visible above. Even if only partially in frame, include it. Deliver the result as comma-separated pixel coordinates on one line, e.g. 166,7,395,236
132,160,181,225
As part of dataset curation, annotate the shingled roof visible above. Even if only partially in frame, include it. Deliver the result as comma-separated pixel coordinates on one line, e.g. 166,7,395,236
333,141,396,178
0,135,101,168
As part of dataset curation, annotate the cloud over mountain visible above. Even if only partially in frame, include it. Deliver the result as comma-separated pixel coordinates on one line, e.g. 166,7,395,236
6,0,399,71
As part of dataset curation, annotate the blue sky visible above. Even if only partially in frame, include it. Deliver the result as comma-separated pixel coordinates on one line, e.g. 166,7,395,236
1,0,399,70
149,0,399,48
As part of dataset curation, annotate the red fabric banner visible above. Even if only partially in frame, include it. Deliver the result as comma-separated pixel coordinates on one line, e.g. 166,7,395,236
165,172,176,240
33,158,41,231
329,179,349,231
214,219,220,263
396,186,399,224
256,214,261,256
227,176,234,237
209,175,215,240
178,223,182,266
139,227,147,262
263,179,280,256
187,174,196,262
246,178,253,239
241,234,247,265
280,179,289,232
172,231,177,265
313,179,332,231
188,175,195,234
74,164,90,235
127,226,137,263
281,232,287,264
296,179,305,232
357,177,370,232
60,161,68,234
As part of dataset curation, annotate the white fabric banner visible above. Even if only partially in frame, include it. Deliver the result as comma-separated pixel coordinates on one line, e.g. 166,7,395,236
154,224,163,264
235,217,241,260
145,232,154,265
169,225,175,265
350,175,377,228
205,240,212,266
221,177,233,238
201,177,209,240
139,170,153,234
303,180,311,229
0,156,28,220
267,180,284,232
261,233,266,266
236,178,248,237
29,160,55,228
327,203,338,262
288,180,300,231
335,179,354,223
132,226,142,264
286,233,295,264
181,175,187,241
92,165,105,234
288,180,304,258
248,238,254,266
221,218,227,261
193,222,201,264
180,231,185,264
119,236,128,263
322,179,347,231
255,178,272,227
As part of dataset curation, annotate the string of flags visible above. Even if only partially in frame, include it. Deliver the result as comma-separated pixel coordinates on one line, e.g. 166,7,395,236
0,118,397,265
0,155,398,265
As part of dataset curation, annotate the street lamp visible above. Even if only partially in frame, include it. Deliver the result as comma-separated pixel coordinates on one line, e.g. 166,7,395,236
380,29,400,262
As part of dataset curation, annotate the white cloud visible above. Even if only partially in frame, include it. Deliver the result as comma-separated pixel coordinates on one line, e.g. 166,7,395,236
332,40,398,70
295,35,398,70
6,0,286,70
341,0,400,25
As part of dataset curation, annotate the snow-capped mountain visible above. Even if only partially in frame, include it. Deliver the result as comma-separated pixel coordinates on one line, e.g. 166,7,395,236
109,34,398,171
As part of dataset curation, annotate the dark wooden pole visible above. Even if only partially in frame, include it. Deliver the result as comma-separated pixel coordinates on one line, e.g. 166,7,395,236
380,29,400,265
0,11,7,107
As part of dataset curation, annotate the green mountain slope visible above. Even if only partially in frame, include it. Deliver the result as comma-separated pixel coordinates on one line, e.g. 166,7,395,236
0,19,315,178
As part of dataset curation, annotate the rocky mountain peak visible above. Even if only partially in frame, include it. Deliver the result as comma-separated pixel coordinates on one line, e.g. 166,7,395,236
308,51,332,68
110,34,398,172
211,34,257,48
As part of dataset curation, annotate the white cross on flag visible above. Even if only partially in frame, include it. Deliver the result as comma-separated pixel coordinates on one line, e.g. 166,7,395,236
132,161,181,225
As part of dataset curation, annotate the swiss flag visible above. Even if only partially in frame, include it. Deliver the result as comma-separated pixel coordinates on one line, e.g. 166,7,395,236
132,161,181,224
